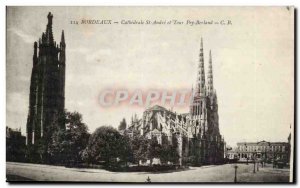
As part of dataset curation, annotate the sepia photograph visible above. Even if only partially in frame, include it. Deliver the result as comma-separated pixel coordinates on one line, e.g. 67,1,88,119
5,6,294,183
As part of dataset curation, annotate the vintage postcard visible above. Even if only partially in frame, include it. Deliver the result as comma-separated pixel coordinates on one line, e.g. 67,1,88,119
6,6,295,183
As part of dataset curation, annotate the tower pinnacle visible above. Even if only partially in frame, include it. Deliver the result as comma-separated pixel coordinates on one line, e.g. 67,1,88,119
45,12,54,45
33,42,38,65
33,42,37,56
61,30,65,45
47,12,53,25
59,30,66,64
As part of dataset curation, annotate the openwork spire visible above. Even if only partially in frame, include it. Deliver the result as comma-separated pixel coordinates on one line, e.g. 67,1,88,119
207,50,214,96
196,38,206,97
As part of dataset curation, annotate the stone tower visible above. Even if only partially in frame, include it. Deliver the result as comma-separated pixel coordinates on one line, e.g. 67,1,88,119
189,38,223,164
26,12,66,145
190,38,208,134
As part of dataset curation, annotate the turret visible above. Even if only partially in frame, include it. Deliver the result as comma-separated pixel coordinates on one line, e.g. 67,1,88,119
59,30,66,64
42,32,46,43
60,30,65,46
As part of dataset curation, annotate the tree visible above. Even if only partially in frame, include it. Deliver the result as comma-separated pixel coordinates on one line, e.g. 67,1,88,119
168,137,180,164
48,111,90,165
118,134,132,166
137,137,149,165
65,111,90,164
147,137,162,166
160,137,180,165
6,127,26,162
25,139,46,164
118,118,127,131
85,126,126,166
48,128,68,164
126,131,149,165
160,144,170,164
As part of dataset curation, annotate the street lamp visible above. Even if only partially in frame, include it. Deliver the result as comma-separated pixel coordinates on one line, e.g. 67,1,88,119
273,151,276,169
262,145,268,168
253,150,257,173
234,165,238,183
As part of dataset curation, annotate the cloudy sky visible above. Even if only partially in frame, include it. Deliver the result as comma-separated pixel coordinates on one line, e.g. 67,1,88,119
6,7,294,146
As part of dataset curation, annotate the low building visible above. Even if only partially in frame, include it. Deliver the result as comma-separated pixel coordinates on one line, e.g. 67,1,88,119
236,140,290,163
6,127,26,162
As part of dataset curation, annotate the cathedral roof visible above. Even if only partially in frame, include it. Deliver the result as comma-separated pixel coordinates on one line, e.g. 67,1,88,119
146,105,168,112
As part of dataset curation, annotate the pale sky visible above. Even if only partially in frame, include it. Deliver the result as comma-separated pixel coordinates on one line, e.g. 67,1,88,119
6,7,294,146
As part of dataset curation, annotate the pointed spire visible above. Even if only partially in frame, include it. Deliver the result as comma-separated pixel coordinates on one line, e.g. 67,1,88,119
45,12,54,45
61,30,65,45
196,37,206,97
33,42,38,65
207,50,214,96
33,42,37,57
42,32,45,43
59,30,66,64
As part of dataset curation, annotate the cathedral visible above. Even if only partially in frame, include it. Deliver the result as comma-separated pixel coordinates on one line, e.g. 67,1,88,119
125,39,225,166
26,12,66,145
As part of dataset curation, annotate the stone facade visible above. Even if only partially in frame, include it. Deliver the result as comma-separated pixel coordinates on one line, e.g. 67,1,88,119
125,39,225,166
26,12,66,145
235,141,290,163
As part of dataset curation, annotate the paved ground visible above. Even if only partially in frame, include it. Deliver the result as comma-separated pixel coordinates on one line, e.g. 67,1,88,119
6,162,290,182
